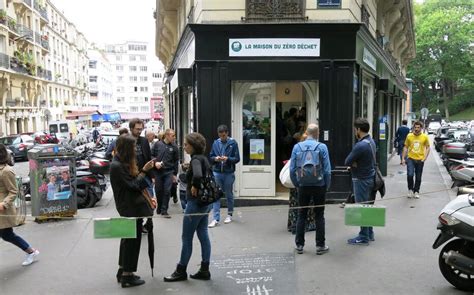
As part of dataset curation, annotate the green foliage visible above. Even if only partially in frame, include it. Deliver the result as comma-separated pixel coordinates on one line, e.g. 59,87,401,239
449,106,474,121
407,0,474,118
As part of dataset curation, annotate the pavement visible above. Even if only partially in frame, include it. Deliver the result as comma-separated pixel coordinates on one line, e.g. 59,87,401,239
0,142,470,295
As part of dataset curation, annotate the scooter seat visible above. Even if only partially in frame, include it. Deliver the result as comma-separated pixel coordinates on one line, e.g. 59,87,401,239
76,171,93,177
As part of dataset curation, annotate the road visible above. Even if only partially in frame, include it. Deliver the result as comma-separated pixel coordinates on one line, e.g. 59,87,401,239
0,144,470,294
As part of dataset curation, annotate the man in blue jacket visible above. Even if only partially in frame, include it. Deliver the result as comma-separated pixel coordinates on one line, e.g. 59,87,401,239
290,124,331,255
394,119,410,164
344,118,376,245
208,125,240,227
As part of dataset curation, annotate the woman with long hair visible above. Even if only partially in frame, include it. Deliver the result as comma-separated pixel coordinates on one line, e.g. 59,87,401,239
109,135,155,288
0,143,39,266
164,132,212,282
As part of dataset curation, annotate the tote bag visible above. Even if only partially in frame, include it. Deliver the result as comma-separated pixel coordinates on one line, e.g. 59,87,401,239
279,160,295,189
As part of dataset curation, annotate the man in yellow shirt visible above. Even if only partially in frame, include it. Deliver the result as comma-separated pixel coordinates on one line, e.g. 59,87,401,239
402,121,430,199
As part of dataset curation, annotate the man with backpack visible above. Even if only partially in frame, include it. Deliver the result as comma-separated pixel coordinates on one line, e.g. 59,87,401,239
290,124,331,255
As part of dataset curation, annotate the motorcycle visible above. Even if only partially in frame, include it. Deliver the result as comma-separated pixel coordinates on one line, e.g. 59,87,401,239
449,159,474,187
433,186,474,292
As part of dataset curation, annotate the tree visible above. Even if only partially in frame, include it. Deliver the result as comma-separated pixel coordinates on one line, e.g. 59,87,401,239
407,0,473,119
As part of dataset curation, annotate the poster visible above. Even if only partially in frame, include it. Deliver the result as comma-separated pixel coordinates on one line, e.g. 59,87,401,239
38,160,72,201
249,139,264,160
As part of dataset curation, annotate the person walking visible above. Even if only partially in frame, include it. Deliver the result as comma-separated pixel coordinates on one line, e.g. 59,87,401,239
105,128,129,160
344,118,376,245
290,124,331,255
110,135,156,288
152,129,179,218
0,143,40,266
164,132,212,282
402,121,430,199
145,130,157,151
208,125,240,228
394,120,410,164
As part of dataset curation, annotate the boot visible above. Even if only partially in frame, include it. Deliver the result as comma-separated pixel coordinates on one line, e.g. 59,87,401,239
164,264,188,282
121,274,145,288
190,262,211,280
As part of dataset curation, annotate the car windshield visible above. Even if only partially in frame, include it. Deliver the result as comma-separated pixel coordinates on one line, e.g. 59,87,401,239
50,125,59,133
0,137,20,145
60,124,69,132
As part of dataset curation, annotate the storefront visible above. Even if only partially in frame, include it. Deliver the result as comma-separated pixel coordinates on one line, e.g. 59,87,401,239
166,23,407,197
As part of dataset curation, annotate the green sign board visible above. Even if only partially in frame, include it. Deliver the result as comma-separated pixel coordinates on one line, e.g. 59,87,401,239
94,218,137,239
344,204,386,227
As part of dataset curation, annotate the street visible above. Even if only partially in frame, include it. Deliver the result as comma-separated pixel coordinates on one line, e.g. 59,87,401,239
0,144,470,295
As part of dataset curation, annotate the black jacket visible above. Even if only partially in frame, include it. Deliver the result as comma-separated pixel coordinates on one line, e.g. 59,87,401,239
186,154,207,200
151,140,179,175
110,157,153,217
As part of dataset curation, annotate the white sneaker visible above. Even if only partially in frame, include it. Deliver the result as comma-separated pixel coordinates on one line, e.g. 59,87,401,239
224,216,232,224
414,192,420,199
22,249,39,266
208,220,219,228
407,190,414,198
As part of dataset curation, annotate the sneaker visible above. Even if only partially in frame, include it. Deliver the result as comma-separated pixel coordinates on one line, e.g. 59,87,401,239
414,192,420,199
407,190,414,198
347,237,369,246
208,220,219,228
224,216,232,224
161,212,171,219
295,245,304,254
369,234,375,242
22,249,39,266
339,202,346,208
316,245,329,255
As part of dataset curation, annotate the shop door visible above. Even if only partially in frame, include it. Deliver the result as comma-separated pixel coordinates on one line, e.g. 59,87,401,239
233,82,276,196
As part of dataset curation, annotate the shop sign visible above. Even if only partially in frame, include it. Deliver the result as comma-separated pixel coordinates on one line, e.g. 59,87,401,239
363,48,377,71
229,38,320,57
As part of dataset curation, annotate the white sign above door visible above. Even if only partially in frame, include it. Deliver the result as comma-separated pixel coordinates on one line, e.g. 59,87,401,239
229,38,321,57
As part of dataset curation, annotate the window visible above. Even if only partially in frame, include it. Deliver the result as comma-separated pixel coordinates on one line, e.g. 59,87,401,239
140,66,147,72
129,55,136,61
128,44,147,51
89,61,97,68
117,76,123,82
140,87,148,92
129,66,137,72
139,55,146,61
140,106,149,113
130,106,139,112
116,65,123,71
117,97,125,103
317,0,341,7
116,86,124,92
116,55,122,61
140,76,148,82
89,76,97,82
152,73,162,78
152,82,161,87
129,76,137,82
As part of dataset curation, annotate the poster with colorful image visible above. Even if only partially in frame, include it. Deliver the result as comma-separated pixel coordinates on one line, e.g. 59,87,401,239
38,160,72,201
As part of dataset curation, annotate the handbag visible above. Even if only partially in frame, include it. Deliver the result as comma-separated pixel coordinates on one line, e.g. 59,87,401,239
279,160,295,189
196,156,223,206
363,140,385,197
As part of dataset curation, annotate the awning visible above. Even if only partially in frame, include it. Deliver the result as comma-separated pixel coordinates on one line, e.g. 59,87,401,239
120,112,151,120
65,110,97,120
92,112,122,122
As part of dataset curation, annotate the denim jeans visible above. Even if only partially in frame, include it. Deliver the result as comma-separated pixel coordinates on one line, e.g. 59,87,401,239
179,190,187,211
179,199,211,267
352,176,375,242
407,158,424,193
144,176,154,197
295,186,326,247
212,172,235,222
0,227,31,252
155,172,173,213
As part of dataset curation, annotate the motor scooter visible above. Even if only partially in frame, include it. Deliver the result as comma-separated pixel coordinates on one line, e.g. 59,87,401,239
449,159,474,187
433,186,474,292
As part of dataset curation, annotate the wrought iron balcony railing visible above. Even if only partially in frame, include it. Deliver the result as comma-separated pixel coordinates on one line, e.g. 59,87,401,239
33,0,48,21
0,53,9,69
244,0,307,21
17,24,34,42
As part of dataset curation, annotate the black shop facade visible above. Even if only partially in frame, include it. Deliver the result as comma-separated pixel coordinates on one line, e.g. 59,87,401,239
166,23,407,198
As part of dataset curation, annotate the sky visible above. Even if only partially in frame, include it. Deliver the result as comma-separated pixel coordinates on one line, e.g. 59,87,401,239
51,0,157,48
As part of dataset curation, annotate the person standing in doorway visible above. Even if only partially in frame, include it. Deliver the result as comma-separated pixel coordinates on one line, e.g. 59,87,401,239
394,120,410,164
208,125,240,228
0,143,40,266
152,129,179,218
402,121,430,199
290,124,331,255
344,118,376,245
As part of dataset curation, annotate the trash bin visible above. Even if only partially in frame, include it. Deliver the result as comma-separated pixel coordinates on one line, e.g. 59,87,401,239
326,166,353,203
28,144,77,220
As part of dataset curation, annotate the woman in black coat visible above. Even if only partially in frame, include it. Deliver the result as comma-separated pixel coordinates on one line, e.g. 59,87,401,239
110,135,156,288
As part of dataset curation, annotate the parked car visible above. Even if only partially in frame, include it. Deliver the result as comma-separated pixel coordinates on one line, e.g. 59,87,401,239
6,148,14,166
0,135,35,160
428,121,442,134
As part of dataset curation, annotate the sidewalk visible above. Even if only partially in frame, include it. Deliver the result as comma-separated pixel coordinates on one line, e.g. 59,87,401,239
0,143,464,295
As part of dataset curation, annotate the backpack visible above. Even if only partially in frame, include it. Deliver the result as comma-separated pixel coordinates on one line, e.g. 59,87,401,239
295,142,325,187
196,157,223,206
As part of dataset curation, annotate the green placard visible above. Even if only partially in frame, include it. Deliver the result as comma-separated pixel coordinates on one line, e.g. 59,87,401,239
94,218,137,239
344,204,386,227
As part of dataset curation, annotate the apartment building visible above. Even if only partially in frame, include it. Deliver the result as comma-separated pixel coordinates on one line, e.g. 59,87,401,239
87,48,113,112
0,0,90,136
155,0,416,197
150,61,164,121
105,41,155,121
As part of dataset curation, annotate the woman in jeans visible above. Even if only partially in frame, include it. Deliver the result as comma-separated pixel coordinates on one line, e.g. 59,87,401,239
110,135,156,288
164,132,212,282
0,143,39,266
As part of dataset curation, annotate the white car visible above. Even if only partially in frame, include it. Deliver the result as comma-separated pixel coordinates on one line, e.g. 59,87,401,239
428,122,441,134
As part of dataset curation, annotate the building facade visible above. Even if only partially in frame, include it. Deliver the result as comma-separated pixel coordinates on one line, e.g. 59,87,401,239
155,0,416,197
87,48,113,112
105,41,154,121
0,0,90,136
150,62,164,121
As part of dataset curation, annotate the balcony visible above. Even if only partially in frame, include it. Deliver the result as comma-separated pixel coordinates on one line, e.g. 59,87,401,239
0,53,9,69
10,56,30,75
34,31,49,52
13,0,31,9
16,23,34,43
244,0,307,22
33,0,48,22
36,66,52,81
